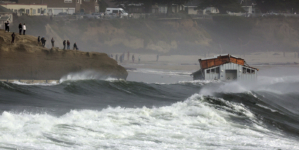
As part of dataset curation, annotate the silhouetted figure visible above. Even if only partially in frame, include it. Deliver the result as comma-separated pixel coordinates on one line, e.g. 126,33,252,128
73,42,78,50
51,38,55,48
120,53,124,63
67,40,70,49
127,51,130,61
18,23,22,35
132,55,135,63
38,36,40,45
63,40,66,50
6,21,9,32
11,32,15,43
138,58,140,63
4,21,7,32
41,37,46,47
23,23,26,35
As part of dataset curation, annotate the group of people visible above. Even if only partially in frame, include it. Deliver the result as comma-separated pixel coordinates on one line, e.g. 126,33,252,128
38,36,47,47
63,40,78,50
7,22,26,44
36,37,78,50
114,52,140,63
18,23,26,35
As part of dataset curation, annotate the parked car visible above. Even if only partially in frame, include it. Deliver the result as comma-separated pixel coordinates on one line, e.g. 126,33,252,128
85,14,94,19
92,13,103,19
73,12,86,19
105,8,128,18
57,12,68,16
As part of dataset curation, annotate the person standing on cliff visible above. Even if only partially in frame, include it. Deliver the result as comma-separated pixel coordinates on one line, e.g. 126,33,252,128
38,36,41,45
23,23,26,35
132,55,135,63
11,32,15,44
73,42,78,50
63,40,66,50
127,51,130,61
41,37,46,47
41,37,44,47
44,37,47,47
18,23,22,35
4,21,7,32
67,40,70,49
51,38,55,48
6,21,9,32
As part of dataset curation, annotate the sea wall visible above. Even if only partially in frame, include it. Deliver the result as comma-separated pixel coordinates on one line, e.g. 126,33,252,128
0,29,128,80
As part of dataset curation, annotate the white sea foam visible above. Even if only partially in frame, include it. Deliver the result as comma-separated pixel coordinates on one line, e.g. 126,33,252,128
11,81,59,86
130,68,191,76
256,104,278,113
197,75,299,96
59,70,119,83
0,94,297,150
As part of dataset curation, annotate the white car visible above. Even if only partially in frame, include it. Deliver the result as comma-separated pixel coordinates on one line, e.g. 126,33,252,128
105,8,128,18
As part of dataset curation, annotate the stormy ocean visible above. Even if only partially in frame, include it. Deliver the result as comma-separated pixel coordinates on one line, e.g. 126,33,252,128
0,66,299,150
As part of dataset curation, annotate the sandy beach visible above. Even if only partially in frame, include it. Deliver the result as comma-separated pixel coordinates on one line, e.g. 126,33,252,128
115,52,299,72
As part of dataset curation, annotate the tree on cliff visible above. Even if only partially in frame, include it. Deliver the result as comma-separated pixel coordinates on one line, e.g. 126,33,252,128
112,0,190,14
197,0,245,14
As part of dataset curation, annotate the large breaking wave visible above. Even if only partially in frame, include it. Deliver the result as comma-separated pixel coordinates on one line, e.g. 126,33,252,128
0,74,299,149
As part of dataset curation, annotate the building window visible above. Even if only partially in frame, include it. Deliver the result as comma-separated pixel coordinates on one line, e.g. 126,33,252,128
26,9,29,14
247,69,251,74
251,70,255,74
211,69,215,74
243,67,246,74
216,67,220,73
38,9,41,13
207,69,210,74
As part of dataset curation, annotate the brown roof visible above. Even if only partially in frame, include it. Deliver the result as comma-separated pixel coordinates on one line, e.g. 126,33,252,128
199,54,258,71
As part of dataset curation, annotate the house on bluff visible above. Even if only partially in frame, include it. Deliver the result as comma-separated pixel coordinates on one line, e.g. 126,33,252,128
192,54,258,81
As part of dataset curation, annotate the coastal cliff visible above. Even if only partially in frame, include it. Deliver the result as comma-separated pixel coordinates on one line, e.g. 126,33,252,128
0,29,128,80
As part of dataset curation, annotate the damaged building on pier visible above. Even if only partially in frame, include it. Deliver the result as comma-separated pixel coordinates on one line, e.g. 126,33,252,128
192,54,258,81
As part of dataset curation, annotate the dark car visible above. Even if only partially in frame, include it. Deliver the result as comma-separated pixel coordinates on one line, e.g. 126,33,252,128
57,12,68,16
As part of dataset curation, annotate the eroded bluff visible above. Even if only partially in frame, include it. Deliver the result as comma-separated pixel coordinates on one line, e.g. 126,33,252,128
0,30,128,80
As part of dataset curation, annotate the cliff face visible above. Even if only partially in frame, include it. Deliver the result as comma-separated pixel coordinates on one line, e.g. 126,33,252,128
44,17,299,55
9,16,299,56
0,30,128,80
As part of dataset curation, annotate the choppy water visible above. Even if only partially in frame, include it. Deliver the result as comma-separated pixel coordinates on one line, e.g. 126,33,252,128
0,68,299,149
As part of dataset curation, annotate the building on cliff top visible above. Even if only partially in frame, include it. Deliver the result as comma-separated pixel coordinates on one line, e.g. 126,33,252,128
17,0,99,15
0,3,47,16
192,54,258,81
0,5,13,29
